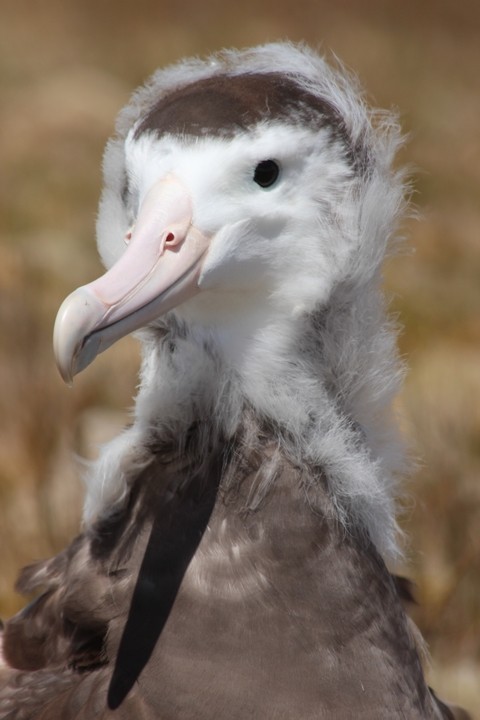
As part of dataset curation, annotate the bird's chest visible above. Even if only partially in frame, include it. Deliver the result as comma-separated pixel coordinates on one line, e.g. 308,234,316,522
119,482,426,720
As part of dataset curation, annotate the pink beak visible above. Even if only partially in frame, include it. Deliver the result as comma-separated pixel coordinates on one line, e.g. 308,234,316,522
53,176,210,383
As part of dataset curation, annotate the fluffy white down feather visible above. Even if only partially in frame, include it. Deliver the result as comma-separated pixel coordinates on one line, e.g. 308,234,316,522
85,42,408,562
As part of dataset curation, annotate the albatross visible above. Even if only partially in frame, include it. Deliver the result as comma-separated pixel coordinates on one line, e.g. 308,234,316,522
0,43,469,719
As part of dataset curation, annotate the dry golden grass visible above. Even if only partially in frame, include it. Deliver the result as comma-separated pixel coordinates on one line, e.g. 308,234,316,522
1,0,479,715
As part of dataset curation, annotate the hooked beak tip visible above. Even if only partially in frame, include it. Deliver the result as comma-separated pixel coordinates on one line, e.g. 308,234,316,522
53,288,107,384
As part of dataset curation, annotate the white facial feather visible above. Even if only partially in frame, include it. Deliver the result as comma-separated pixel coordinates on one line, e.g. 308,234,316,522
89,42,407,562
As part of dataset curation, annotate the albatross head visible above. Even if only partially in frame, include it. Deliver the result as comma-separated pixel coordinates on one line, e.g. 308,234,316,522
51,42,409,563
53,44,403,384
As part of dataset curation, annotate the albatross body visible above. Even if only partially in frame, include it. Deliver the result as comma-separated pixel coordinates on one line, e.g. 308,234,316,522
0,43,466,719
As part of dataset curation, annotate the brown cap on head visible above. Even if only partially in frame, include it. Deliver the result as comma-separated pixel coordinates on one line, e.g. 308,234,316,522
134,72,348,143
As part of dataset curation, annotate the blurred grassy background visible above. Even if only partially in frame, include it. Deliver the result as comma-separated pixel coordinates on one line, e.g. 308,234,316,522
0,0,479,714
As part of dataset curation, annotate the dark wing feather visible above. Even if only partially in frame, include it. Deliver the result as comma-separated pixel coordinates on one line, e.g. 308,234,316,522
108,452,221,709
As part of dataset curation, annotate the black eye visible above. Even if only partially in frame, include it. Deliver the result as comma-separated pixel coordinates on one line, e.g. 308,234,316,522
253,160,280,188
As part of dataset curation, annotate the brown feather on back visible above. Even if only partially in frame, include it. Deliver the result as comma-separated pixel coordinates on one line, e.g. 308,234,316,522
0,420,468,718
